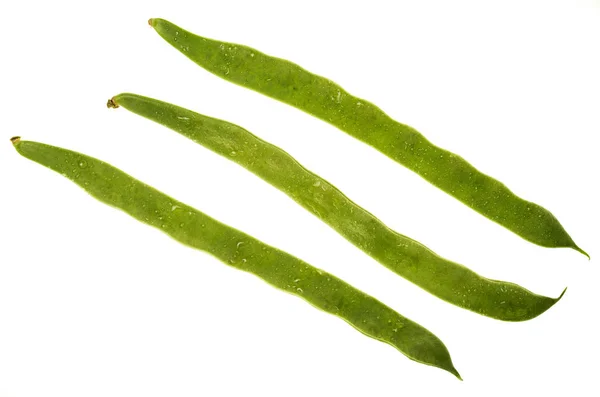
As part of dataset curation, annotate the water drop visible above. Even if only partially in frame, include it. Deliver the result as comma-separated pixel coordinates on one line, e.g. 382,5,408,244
230,151,237,156
236,241,244,248
79,160,87,168
171,205,180,211
313,180,321,187
179,223,184,228
296,288,303,293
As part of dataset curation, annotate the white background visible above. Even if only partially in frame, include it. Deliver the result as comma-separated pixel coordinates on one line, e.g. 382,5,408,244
1,0,598,395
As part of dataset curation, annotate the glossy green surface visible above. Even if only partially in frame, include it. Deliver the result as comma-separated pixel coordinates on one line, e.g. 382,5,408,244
111,93,566,322
12,137,461,379
149,18,586,257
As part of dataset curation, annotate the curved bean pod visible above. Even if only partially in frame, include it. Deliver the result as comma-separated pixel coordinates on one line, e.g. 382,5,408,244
11,136,460,379
148,18,587,257
109,93,566,322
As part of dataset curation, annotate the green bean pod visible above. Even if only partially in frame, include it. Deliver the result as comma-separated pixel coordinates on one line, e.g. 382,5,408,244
148,18,586,257
11,137,461,379
109,93,566,322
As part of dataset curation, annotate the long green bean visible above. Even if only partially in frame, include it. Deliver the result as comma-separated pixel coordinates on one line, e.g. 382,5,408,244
148,18,586,257
109,93,566,322
11,136,461,379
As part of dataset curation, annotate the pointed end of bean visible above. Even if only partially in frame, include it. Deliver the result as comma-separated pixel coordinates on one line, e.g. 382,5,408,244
573,245,590,260
10,136,21,145
148,18,155,27
106,97,119,109
556,287,567,302
514,286,567,322
449,366,463,381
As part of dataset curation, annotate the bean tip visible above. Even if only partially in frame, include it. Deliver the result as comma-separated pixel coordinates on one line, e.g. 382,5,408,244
106,97,119,109
450,367,462,381
574,245,590,260
148,18,155,27
10,136,21,145
557,287,567,302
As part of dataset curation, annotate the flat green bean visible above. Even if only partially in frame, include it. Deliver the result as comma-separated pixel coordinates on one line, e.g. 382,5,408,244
109,93,566,322
11,136,461,379
148,18,587,257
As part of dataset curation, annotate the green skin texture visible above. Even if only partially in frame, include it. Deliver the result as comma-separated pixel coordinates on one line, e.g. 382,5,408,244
149,18,587,257
112,93,565,322
13,139,461,379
